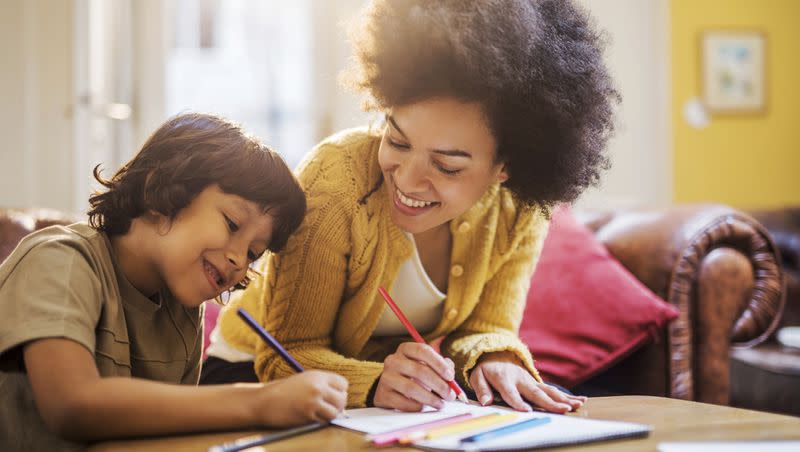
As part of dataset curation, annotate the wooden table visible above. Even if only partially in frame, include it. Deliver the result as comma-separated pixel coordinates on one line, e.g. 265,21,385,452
88,396,800,451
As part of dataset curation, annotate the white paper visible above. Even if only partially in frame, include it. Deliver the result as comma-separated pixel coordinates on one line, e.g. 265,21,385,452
333,402,651,451
334,401,487,434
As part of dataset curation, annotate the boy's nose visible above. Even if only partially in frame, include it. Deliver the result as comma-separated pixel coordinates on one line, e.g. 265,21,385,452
224,248,245,271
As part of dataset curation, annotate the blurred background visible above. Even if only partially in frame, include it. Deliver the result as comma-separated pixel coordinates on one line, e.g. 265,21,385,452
1,0,798,214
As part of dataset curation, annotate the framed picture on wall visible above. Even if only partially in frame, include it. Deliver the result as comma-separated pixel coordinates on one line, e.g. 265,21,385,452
701,30,767,114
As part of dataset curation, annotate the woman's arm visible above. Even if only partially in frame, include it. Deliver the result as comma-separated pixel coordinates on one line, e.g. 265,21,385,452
442,214,547,384
219,143,385,408
442,212,583,413
248,194,385,407
24,338,347,441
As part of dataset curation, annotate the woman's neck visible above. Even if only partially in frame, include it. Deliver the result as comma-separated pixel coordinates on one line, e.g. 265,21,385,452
413,223,453,292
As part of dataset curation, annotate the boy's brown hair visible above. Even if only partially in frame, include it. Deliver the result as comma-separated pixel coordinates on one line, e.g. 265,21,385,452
88,113,306,253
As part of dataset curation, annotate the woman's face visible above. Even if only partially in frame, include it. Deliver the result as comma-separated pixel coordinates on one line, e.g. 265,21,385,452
378,97,508,234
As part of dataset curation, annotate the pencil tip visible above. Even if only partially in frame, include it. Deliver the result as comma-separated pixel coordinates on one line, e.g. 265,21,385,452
458,392,469,403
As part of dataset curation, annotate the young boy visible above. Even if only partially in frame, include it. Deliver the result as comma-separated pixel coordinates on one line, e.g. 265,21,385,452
0,113,348,450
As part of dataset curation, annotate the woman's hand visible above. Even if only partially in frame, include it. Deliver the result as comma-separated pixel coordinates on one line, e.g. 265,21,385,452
469,351,586,413
373,342,457,411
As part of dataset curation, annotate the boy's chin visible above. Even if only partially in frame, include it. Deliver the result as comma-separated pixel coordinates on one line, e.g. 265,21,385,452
174,293,211,309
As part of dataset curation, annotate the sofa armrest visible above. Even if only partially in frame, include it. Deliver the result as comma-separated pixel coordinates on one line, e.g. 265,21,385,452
749,207,800,327
584,204,784,404
0,208,81,262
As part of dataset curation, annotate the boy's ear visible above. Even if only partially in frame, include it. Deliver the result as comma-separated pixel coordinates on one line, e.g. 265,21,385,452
144,209,172,234
142,209,162,223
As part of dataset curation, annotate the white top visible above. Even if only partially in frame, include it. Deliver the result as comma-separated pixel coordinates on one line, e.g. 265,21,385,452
206,234,446,362
371,233,446,337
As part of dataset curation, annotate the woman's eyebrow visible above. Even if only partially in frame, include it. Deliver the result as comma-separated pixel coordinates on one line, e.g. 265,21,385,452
387,115,472,158
386,115,408,139
433,149,472,159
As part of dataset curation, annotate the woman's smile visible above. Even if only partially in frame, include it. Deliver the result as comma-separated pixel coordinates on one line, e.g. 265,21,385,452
392,185,440,217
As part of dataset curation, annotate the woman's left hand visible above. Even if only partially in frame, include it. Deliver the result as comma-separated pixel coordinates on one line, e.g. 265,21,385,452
469,351,586,413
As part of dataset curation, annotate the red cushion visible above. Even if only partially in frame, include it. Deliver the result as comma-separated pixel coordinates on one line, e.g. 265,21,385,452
202,301,222,360
520,206,679,388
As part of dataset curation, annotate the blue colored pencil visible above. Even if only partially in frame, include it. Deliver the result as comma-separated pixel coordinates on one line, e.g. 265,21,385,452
236,308,304,372
460,416,552,443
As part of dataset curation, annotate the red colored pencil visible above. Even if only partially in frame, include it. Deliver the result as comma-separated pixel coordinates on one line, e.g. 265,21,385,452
377,286,469,403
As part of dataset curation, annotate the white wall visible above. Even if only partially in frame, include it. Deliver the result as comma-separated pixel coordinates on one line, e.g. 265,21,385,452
310,0,374,142
0,0,76,212
575,0,672,209
0,0,670,213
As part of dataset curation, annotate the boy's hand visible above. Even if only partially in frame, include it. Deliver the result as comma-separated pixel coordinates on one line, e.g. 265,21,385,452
469,351,586,413
254,370,348,427
373,342,456,411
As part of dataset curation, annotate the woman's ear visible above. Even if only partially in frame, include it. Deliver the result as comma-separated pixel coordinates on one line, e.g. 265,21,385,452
496,164,509,184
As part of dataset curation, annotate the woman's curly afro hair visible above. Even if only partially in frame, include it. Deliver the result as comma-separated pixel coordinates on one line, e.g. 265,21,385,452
345,0,620,212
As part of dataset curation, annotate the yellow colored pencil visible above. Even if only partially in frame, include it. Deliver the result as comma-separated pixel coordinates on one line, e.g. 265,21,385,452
400,412,518,443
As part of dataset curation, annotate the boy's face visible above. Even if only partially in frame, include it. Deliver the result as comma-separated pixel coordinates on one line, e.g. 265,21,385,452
152,185,274,307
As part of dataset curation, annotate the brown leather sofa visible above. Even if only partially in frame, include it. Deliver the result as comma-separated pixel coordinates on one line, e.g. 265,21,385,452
572,205,784,407
0,205,786,408
729,207,800,415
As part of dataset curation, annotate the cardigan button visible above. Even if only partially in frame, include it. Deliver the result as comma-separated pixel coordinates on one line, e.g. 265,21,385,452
446,308,458,319
457,222,470,233
450,265,464,277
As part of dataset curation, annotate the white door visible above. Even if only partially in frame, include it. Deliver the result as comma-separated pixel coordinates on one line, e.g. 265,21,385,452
73,0,136,213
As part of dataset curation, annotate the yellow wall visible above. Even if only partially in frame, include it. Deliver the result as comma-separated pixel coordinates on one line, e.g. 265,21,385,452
671,0,800,208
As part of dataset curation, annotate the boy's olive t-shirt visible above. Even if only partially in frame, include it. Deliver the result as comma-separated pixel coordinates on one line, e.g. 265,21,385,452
0,223,203,451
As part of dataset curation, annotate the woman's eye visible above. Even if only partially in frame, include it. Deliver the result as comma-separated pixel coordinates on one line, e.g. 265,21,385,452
223,215,239,232
436,163,462,176
387,138,410,150
247,250,258,261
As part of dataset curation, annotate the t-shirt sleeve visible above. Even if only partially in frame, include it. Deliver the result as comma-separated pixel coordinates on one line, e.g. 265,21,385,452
0,240,103,357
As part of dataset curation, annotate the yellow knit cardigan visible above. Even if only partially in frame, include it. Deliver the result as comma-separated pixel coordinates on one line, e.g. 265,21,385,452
217,128,550,407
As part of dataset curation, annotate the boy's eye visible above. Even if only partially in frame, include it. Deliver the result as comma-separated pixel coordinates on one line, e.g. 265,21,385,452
223,214,240,232
247,250,263,262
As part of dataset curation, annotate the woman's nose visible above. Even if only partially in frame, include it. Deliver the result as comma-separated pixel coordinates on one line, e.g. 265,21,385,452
394,154,429,192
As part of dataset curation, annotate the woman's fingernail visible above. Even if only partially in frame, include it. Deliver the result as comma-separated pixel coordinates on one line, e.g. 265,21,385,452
480,395,491,406
561,403,572,411
523,404,533,412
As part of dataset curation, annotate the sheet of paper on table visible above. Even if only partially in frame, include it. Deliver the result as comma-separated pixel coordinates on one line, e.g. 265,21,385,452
333,401,652,451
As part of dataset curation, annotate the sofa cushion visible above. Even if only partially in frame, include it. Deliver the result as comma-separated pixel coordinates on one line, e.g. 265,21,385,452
520,206,679,389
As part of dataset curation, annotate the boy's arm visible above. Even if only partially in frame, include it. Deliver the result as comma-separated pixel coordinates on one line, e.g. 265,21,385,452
24,338,347,440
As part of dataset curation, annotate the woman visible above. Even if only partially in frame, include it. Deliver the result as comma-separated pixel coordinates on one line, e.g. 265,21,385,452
203,0,618,413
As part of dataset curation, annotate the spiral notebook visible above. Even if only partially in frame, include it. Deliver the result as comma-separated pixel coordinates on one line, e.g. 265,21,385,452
333,401,651,451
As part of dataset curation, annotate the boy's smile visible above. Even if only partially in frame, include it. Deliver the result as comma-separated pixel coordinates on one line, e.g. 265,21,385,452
202,258,227,292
